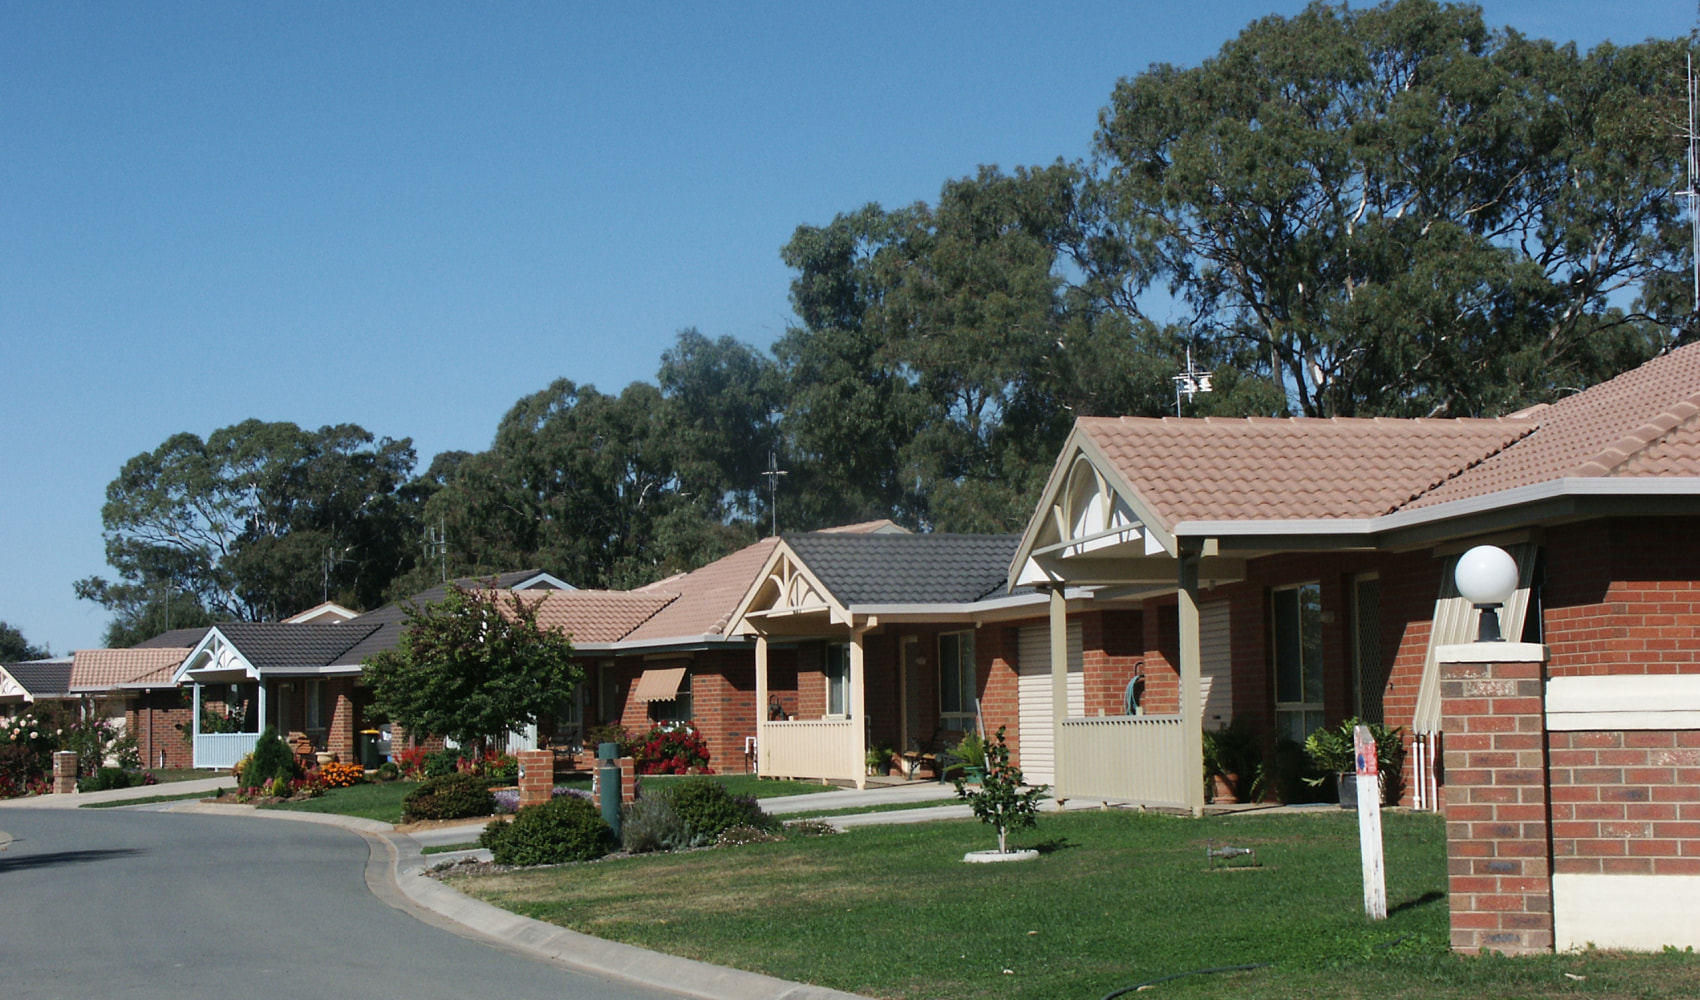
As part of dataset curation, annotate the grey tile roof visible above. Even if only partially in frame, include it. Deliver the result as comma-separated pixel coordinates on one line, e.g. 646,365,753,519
133,627,214,649
212,622,381,668
2,660,73,698
783,533,1024,606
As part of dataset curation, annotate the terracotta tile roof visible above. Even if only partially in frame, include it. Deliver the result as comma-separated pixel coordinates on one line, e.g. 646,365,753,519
625,538,781,642
815,518,910,534
499,589,676,644
69,648,192,691
1078,415,1533,528
1408,343,1700,507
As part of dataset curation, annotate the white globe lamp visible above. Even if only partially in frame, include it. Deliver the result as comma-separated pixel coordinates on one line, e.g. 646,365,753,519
1455,545,1519,642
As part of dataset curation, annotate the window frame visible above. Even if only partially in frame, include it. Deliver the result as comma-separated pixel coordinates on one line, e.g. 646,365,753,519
937,630,977,730
1271,582,1324,742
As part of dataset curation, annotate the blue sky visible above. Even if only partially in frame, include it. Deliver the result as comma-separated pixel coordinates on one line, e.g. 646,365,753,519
3,2,1693,654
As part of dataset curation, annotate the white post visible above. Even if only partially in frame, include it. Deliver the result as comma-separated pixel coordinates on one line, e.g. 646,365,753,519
850,626,868,790
1355,724,1388,920
191,682,203,769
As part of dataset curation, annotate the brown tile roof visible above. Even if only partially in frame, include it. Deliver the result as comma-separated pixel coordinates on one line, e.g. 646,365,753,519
1078,415,1532,528
1408,344,1700,507
816,518,910,534
497,589,676,644
625,538,781,642
69,648,192,691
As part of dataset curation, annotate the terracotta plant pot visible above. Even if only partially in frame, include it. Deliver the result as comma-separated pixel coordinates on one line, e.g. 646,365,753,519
1210,772,1239,804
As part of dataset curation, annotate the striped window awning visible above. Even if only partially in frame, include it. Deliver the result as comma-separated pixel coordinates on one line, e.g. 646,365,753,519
633,665,687,703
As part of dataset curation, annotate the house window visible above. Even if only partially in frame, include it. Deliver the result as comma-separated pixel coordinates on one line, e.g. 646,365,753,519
305,679,326,735
938,631,976,729
649,669,693,724
1351,574,1386,724
825,643,850,717
597,661,620,724
1272,583,1323,742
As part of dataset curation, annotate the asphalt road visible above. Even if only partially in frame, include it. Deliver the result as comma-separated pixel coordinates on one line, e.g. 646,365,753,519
0,807,679,1000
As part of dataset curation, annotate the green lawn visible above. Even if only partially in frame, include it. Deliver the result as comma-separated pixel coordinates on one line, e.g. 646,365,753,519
449,809,1699,1000
639,773,826,800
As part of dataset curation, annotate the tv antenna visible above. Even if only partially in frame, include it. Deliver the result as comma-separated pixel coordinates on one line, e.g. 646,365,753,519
761,452,787,537
1172,345,1214,416
1685,54,1699,315
422,517,448,582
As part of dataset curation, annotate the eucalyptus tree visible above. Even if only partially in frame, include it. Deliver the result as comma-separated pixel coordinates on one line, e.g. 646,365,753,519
1088,0,1690,417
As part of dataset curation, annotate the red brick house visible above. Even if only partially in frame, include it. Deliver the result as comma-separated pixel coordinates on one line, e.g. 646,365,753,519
1007,342,1700,952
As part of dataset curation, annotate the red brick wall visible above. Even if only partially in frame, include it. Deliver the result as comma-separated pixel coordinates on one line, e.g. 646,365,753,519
1440,656,1553,955
326,678,356,761
1547,729,1700,877
127,691,193,771
1544,519,1700,679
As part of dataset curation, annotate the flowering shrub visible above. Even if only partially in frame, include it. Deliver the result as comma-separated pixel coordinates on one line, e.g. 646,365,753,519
291,774,326,798
392,747,427,779
1,706,140,792
635,723,712,775
318,761,366,788
478,750,518,781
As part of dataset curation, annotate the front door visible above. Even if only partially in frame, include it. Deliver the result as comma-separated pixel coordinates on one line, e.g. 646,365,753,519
902,635,926,750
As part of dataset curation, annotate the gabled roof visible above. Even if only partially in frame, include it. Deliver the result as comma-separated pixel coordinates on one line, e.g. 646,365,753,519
199,622,380,671
507,589,677,643
784,532,1021,606
69,648,191,691
1073,415,1530,529
282,601,361,624
1409,343,1700,507
623,538,781,643
133,627,213,649
1,659,73,702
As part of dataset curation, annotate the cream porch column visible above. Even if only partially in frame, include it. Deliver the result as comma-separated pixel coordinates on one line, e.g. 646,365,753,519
755,634,769,775
1178,542,1205,817
1049,586,1068,729
191,682,203,768
850,625,869,790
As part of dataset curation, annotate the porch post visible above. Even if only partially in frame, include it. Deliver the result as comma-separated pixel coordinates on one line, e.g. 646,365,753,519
191,682,202,769
256,677,267,736
1050,585,1068,797
850,626,868,790
754,634,769,775
1178,541,1205,817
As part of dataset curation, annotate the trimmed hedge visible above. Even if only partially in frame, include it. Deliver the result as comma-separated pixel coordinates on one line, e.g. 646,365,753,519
402,772,495,822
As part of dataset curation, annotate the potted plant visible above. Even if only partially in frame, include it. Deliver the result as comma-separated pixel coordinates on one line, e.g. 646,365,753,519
1202,717,1261,804
954,727,1046,861
1302,717,1405,807
865,742,894,776
945,730,987,784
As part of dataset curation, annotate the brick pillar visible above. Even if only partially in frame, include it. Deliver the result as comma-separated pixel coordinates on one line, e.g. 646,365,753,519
326,680,356,762
517,749,554,807
1439,645,1552,955
53,751,78,794
593,757,636,811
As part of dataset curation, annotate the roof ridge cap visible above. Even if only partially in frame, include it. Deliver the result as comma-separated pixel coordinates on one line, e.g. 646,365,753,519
1571,394,1700,477
1387,421,1542,514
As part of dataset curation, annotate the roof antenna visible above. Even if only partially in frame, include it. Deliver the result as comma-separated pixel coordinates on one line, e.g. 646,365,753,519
1172,344,1214,416
1687,53,1698,328
423,517,447,583
762,452,787,538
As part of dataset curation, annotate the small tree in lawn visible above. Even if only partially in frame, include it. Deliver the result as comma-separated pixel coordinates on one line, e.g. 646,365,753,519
954,726,1047,854
362,581,580,756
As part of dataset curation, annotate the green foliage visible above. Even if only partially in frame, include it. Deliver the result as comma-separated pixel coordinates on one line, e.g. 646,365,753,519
1202,717,1264,799
481,794,611,865
620,791,687,853
1092,0,1686,419
374,761,400,782
402,772,495,822
362,581,581,752
953,726,1046,854
74,420,425,643
660,777,773,846
77,767,141,793
240,726,297,790
0,621,49,661
1303,717,1407,799
423,749,464,778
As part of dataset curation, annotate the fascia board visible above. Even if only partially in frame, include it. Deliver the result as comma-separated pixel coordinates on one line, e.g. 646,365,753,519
1172,477,1700,544
572,634,752,655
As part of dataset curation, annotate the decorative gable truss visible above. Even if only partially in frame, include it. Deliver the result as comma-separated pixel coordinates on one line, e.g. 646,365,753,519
1011,435,1245,591
172,629,260,686
732,544,858,634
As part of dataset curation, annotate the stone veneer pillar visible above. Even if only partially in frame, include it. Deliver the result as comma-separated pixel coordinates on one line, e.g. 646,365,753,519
1438,642,1551,955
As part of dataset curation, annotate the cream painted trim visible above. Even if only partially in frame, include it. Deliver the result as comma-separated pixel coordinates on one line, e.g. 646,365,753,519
1547,675,1700,731
1554,873,1700,951
1433,642,1548,664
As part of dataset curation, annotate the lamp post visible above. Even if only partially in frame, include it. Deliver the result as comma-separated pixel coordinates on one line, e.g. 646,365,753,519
1455,545,1519,642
